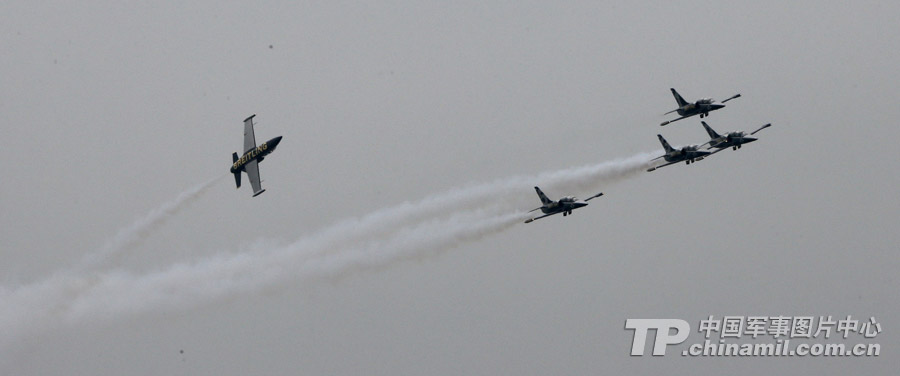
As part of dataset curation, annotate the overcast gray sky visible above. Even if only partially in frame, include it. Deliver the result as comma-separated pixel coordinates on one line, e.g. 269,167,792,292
2,1,898,375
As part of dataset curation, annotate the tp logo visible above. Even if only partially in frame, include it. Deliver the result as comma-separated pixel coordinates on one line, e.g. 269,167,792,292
625,319,690,356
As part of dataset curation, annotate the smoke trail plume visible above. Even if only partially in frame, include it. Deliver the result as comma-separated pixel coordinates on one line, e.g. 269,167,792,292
75,176,223,271
302,151,655,258
0,210,524,343
0,151,655,349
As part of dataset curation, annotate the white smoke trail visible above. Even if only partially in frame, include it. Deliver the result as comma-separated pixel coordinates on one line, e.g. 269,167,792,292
75,176,223,271
301,151,656,257
0,151,655,349
0,210,524,343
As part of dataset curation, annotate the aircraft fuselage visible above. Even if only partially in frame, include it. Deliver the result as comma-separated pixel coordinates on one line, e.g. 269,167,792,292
540,198,588,215
663,147,710,163
677,102,726,118
709,132,757,150
231,136,283,173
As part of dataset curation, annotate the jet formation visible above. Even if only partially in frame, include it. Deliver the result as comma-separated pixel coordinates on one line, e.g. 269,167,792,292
230,88,770,225
647,88,771,172
648,120,772,172
527,88,771,221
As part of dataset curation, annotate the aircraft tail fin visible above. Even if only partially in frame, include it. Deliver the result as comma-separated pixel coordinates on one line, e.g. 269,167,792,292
670,88,689,107
534,186,552,205
232,152,241,188
701,121,721,139
657,134,675,153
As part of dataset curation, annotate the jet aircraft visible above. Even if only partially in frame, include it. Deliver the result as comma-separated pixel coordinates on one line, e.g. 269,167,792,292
524,187,603,223
647,134,711,172
701,121,771,153
660,88,741,126
230,114,283,197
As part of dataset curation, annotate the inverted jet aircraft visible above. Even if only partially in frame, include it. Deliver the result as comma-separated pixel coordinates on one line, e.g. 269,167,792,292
660,88,741,126
524,187,603,223
230,114,283,197
647,134,711,172
702,121,771,153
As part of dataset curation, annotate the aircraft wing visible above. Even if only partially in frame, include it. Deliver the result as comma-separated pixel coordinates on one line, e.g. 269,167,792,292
246,159,266,197
585,192,604,201
660,115,689,126
243,114,257,153
750,123,772,135
721,93,741,103
646,160,679,172
524,212,561,223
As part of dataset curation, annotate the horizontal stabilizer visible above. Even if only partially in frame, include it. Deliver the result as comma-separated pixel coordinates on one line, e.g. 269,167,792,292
232,152,241,188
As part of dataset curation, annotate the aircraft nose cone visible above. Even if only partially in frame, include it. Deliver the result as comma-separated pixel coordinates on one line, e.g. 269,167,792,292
744,137,757,143
712,104,726,110
575,202,588,208
270,136,283,148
